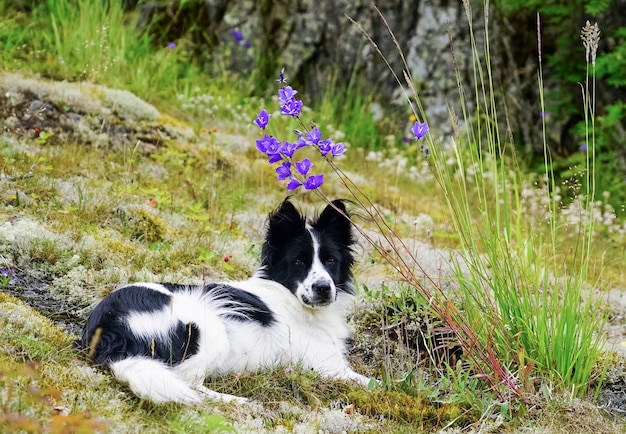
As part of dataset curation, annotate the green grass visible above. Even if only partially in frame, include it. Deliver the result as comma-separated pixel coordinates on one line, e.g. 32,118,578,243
401,1,604,398
42,0,198,102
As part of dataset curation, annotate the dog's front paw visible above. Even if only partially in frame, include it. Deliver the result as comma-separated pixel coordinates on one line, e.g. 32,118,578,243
333,369,377,388
196,385,250,404
354,373,378,388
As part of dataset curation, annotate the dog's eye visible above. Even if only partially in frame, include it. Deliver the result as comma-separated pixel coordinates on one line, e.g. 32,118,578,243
325,257,336,266
294,259,304,266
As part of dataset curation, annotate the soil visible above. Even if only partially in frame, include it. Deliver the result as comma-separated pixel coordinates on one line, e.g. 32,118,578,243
2,269,84,337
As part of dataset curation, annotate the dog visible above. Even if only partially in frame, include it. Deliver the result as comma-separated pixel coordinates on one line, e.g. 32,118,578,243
78,199,371,404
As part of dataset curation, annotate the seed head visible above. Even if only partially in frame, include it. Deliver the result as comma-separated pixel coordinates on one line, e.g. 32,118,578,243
581,21,600,65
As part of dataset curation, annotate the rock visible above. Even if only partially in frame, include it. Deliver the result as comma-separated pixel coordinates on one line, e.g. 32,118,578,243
0,72,190,152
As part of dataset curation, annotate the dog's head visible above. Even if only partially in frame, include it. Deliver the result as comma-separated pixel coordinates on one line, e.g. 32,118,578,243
258,199,356,308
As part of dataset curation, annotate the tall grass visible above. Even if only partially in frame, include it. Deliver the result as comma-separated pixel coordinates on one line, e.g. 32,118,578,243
0,0,213,105
44,0,195,101
334,0,606,403
426,2,606,396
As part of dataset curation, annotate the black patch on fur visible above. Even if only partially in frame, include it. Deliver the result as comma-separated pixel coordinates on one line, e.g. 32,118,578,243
204,283,274,326
78,284,200,365
161,282,195,293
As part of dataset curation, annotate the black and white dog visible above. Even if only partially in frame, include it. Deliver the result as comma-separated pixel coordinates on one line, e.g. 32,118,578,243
78,199,370,404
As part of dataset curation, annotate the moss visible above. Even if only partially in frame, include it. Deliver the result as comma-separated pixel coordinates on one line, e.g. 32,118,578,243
95,234,137,260
113,206,169,244
167,411,236,433
135,209,168,243
206,366,364,409
98,87,160,121
0,355,110,433
0,292,74,352
347,389,470,429
28,238,65,266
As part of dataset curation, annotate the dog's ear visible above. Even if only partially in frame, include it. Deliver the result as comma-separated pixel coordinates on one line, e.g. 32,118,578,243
266,198,306,240
315,200,354,245
318,199,350,223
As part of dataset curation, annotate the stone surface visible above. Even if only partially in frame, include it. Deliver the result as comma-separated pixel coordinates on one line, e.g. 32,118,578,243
139,1,502,140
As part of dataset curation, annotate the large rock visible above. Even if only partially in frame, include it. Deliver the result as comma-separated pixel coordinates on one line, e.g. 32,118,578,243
135,1,623,160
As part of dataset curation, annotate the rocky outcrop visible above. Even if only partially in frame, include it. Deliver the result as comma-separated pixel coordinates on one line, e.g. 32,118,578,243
136,2,539,144
0,72,193,152
132,0,625,170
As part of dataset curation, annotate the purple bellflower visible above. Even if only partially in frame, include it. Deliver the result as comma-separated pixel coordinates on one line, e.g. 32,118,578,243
287,177,302,191
412,121,429,139
232,29,244,43
276,161,292,181
306,127,322,145
295,158,312,176
253,69,349,191
254,109,270,129
304,174,324,190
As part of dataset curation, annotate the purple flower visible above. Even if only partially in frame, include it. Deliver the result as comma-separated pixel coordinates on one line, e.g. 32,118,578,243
277,67,287,85
242,40,251,49
306,127,322,145
256,134,282,162
304,174,324,190
287,177,302,191
280,98,303,117
278,86,298,104
254,109,270,129
294,132,308,149
581,144,588,152
281,141,298,158
167,42,176,49
267,152,283,163
276,161,292,180
295,158,312,176
0,269,8,276
232,29,244,43
318,139,333,156
254,81,349,192
412,121,429,139
540,111,547,119
265,138,281,155
331,142,346,157
256,134,279,154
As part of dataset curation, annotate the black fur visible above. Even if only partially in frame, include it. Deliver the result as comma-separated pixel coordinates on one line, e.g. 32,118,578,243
205,283,274,326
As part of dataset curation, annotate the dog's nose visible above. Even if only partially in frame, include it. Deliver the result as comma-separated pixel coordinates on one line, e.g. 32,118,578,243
312,282,333,301
313,282,330,294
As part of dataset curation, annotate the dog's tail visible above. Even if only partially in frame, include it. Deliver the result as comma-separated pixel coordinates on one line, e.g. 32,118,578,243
110,356,204,404
109,356,248,404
